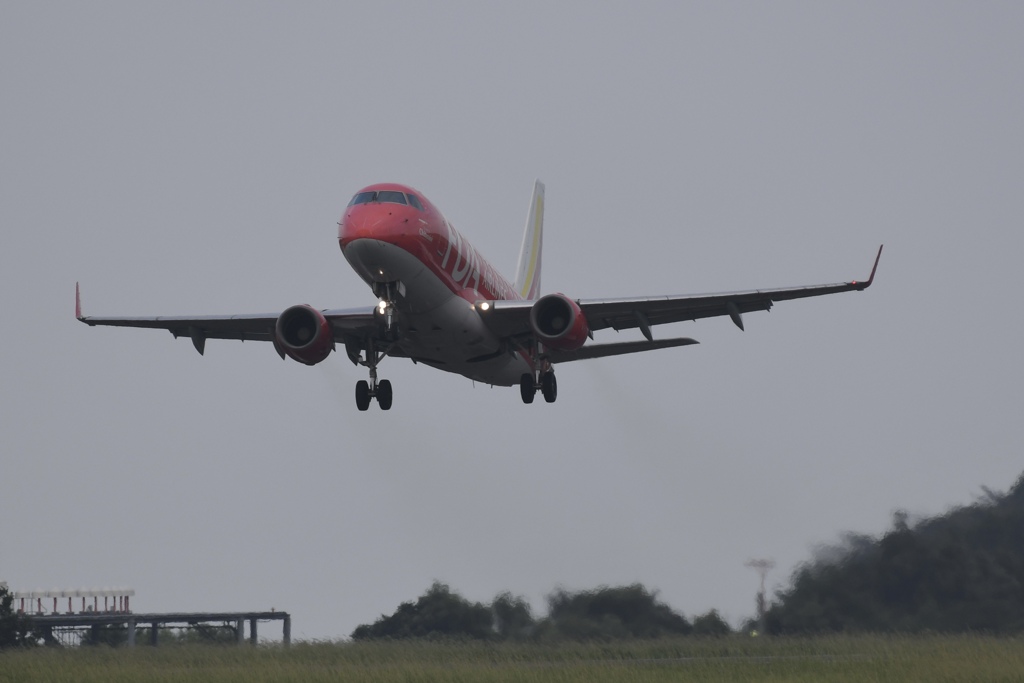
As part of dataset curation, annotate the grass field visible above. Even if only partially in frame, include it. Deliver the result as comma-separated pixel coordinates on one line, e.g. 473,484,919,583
2,635,1022,682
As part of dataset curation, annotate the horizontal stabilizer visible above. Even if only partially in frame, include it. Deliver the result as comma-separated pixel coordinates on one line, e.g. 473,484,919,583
546,337,698,364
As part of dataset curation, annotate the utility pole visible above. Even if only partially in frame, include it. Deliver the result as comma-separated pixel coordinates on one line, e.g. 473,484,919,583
745,558,775,634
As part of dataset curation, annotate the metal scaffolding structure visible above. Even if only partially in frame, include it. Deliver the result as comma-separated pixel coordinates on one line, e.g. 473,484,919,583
27,611,292,647
2,583,290,647
12,587,135,616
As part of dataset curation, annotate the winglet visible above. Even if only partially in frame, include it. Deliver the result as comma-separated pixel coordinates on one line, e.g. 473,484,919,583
75,282,83,320
852,245,883,290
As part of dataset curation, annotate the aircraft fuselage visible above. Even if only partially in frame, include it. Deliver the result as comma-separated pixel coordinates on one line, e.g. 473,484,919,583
339,182,531,385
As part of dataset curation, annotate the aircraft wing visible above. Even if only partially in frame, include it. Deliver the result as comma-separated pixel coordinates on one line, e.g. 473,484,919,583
76,286,378,354
77,308,378,340
484,246,882,340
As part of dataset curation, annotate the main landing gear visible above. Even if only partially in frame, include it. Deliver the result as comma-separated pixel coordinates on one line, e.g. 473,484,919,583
356,377,392,411
355,338,393,411
519,340,557,405
520,370,557,404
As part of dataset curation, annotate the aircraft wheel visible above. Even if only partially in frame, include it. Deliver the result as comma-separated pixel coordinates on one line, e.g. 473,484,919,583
542,372,557,403
355,380,371,411
377,379,393,411
519,373,535,404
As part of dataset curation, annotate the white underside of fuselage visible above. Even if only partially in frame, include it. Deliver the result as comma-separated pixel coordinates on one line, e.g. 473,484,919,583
342,238,531,386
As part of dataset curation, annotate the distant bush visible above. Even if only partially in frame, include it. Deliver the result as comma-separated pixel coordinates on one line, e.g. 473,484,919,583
352,582,698,642
80,624,238,647
544,584,692,640
351,582,494,640
80,624,130,647
692,609,732,637
492,591,535,640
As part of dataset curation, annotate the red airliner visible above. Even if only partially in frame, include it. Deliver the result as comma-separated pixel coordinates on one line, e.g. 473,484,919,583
78,181,881,410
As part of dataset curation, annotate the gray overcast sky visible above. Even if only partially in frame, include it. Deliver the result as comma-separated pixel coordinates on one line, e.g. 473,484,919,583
3,2,1023,639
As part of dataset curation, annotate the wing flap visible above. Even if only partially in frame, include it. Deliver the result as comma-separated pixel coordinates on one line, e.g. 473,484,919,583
546,337,698,363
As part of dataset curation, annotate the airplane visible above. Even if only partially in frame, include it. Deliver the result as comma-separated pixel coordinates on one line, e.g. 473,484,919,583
77,181,882,410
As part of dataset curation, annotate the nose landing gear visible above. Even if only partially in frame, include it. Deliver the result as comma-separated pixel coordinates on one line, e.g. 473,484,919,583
353,284,405,411
355,338,393,411
373,281,403,341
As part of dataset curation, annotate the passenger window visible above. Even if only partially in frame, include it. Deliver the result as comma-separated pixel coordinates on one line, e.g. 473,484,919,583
377,190,408,205
406,193,424,210
348,191,376,206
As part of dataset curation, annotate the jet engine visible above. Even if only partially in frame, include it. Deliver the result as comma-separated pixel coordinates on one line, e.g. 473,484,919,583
530,293,589,351
275,305,334,365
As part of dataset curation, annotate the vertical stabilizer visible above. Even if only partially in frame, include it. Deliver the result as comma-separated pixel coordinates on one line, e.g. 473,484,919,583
514,180,545,300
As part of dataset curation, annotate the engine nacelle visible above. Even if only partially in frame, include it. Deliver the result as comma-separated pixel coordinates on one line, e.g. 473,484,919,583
275,305,334,365
530,293,589,351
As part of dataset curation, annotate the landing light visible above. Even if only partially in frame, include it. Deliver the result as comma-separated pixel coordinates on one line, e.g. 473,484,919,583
378,301,388,313
479,301,491,311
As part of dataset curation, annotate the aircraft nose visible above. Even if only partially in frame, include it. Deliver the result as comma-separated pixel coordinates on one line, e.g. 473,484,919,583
338,204,407,249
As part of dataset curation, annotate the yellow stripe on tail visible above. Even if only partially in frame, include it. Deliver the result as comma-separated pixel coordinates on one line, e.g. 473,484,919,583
514,180,545,300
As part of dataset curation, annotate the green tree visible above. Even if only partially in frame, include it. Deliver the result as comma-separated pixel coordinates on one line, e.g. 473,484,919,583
0,585,33,648
351,582,494,640
765,470,1024,634
492,591,535,639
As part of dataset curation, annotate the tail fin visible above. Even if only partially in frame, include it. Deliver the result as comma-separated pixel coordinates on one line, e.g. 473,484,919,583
514,180,545,300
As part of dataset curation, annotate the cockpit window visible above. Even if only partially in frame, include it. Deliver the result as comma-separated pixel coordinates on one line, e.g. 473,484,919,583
377,190,408,205
348,191,376,206
349,189,423,209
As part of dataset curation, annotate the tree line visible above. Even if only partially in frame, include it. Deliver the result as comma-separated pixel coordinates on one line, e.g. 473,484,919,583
351,582,730,641
764,471,1024,634
357,471,1024,640
7,470,1023,647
